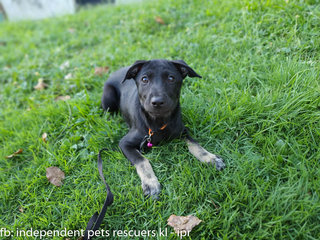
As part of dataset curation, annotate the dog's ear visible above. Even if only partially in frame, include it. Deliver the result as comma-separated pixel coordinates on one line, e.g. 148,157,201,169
170,60,202,79
122,60,148,83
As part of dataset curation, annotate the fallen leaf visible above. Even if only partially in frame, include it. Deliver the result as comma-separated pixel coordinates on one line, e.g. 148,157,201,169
167,215,202,234
64,73,73,80
155,16,165,25
68,28,76,34
55,95,71,101
5,149,23,159
19,207,24,213
60,60,70,70
94,66,109,76
46,166,65,187
34,78,48,90
42,133,48,143
69,84,77,91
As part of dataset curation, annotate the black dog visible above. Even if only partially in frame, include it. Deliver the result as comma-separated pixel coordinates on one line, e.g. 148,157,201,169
101,59,225,199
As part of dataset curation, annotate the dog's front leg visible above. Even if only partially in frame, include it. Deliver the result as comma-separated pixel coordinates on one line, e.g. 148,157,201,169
119,131,161,199
186,135,225,170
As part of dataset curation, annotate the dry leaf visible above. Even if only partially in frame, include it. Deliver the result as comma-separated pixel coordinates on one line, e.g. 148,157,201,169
5,149,23,159
55,95,71,101
64,73,73,80
42,133,48,143
167,215,202,234
68,28,76,34
94,66,109,76
34,78,48,90
46,166,65,187
60,60,70,70
155,16,165,25
69,84,77,91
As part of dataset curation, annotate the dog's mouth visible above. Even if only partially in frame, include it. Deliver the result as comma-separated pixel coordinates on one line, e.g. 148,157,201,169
146,109,172,118
147,109,171,118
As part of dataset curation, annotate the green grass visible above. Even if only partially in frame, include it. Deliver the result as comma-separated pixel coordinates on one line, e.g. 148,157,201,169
1,0,320,239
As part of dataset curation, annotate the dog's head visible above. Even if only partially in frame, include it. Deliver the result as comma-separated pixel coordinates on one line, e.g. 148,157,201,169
122,59,201,119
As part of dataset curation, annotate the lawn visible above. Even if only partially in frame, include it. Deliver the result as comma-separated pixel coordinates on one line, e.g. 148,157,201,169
1,0,320,239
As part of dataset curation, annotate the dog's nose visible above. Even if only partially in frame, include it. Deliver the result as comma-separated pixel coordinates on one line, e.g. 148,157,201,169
151,96,165,107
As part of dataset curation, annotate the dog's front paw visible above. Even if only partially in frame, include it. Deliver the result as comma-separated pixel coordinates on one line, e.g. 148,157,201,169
186,138,226,170
212,155,226,171
201,152,226,170
142,178,161,200
198,152,226,170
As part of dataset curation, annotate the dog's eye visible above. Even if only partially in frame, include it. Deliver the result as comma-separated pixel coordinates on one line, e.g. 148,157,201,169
141,76,149,83
168,76,175,82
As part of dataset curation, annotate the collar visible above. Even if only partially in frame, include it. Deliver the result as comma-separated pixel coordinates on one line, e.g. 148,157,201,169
140,123,167,151
148,124,167,137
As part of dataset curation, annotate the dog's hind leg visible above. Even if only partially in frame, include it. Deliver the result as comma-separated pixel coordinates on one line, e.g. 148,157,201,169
186,135,225,170
101,83,119,112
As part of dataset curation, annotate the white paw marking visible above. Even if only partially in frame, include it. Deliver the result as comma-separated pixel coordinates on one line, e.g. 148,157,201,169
186,139,225,170
136,159,161,199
